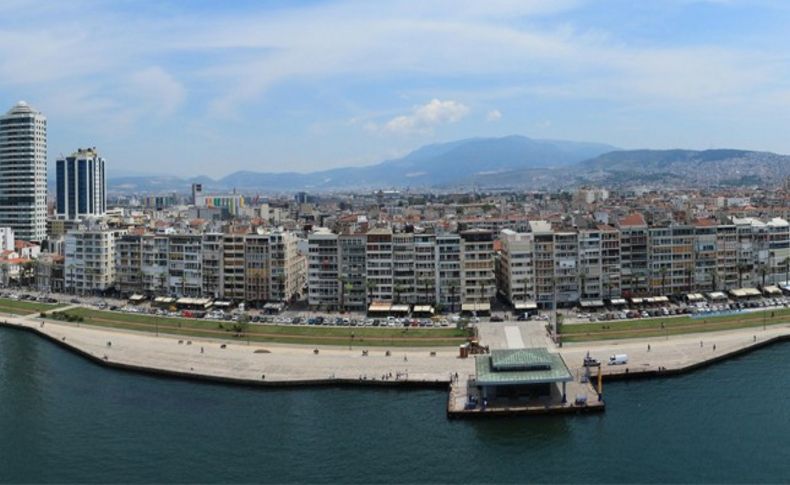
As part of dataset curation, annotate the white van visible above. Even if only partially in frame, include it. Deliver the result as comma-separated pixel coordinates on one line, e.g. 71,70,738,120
608,354,629,365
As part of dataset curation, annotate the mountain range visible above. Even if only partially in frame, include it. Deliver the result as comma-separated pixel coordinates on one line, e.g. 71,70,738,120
100,135,790,193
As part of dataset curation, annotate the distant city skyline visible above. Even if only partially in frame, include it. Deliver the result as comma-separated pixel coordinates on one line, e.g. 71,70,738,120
2,0,790,177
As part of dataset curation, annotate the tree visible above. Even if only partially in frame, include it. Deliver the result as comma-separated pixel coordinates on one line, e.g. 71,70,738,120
394,284,404,304
737,263,749,288
338,275,347,312
783,257,790,285
708,268,718,292
758,263,768,288
365,278,376,311
449,283,458,313
658,267,668,296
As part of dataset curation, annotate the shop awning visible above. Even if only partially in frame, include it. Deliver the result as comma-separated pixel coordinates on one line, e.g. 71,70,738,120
390,304,411,313
707,291,727,300
609,298,627,305
762,285,782,295
729,288,761,298
128,294,145,302
413,305,434,314
461,302,491,313
514,301,538,310
368,301,392,313
686,293,705,302
630,297,643,304
579,299,604,308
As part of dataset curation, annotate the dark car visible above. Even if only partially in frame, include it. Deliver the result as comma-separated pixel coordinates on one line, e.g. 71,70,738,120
70,298,81,304
490,315,504,322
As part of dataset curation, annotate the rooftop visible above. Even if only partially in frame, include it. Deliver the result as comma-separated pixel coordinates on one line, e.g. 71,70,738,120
475,348,572,386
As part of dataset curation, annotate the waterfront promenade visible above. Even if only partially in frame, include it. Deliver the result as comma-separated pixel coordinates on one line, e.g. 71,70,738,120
3,309,790,391
0,311,473,386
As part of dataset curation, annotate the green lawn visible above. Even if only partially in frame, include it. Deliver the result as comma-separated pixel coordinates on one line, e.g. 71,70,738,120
51,307,471,347
0,297,64,315
561,307,790,342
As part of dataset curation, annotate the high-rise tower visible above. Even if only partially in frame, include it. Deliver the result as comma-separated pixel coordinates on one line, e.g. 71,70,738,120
0,101,47,241
56,147,107,220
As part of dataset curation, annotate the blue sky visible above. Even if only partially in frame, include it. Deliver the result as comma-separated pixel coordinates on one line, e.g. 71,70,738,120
2,0,790,177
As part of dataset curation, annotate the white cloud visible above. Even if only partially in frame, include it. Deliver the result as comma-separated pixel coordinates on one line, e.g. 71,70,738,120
486,109,502,122
128,66,186,116
379,99,469,134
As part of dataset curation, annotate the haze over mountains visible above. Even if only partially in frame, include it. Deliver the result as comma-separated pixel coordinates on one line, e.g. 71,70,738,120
101,135,790,193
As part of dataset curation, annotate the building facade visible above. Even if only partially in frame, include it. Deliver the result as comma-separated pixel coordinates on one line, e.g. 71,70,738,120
56,147,106,220
0,102,47,241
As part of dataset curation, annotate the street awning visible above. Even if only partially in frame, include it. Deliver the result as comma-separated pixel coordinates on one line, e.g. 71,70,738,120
653,296,669,303
762,285,782,295
128,294,145,302
686,293,705,302
368,301,392,313
579,299,604,308
514,301,538,310
390,304,411,313
413,305,434,314
213,300,233,307
176,297,213,307
707,291,727,300
729,288,761,298
461,302,491,313
154,296,175,304
630,297,643,304
609,298,627,305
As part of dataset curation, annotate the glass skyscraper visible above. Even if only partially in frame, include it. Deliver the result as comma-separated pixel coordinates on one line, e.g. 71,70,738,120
56,148,106,220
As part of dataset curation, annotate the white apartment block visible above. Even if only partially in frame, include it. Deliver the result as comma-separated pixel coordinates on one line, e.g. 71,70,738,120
65,227,125,293
497,229,535,306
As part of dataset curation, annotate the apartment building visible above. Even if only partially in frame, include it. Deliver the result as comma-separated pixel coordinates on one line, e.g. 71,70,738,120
459,229,495,309
338,234,367,311
366,227,394,303
64,226,125,293
619,213,649,297
221,234,246,301
167,234,203,297
497,229,535,306
435,233,461,312
307,230,340,309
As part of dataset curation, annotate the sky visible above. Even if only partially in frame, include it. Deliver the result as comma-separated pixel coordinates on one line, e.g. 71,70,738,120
2,0,790,178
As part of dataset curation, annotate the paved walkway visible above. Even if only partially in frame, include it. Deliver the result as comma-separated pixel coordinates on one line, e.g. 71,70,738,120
2,313,475,385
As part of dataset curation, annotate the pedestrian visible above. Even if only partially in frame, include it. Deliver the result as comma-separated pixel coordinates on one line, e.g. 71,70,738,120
713,344,716,351
647,344,651,352
200,346,204,354
700,340,703,348
754,335,757,342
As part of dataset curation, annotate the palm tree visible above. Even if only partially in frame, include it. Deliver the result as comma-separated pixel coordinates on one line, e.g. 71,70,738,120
337,276,346,311
783,257,790,285
737,263,749,288
658,267,668,296
449,283,458,313
686,266,694,294
758,263,768,288
394,284,404,304
708,268,718,292
365,278,376,312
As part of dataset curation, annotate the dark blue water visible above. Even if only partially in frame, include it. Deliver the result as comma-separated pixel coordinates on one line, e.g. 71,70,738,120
2,327,790,483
